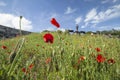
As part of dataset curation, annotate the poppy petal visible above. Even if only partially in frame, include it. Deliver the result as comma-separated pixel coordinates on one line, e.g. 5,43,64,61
43,33,54,44
96,54,105,63
50,18,60,28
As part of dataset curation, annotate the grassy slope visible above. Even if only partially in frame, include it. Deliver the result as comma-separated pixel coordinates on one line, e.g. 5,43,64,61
0,32,120,80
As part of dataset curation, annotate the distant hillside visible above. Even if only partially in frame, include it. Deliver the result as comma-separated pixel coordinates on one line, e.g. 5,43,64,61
0,25,31,39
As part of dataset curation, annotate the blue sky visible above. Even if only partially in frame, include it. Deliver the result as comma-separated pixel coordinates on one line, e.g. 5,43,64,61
0,0,120,32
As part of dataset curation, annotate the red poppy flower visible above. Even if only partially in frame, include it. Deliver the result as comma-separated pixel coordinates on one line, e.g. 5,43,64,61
95,48,101,52
96,54,105,63
50,18,60,28
107,59,115,64
29,64,34,69
43,33,54,44
22,68,26,73
2,45,7,49
45,57,51,64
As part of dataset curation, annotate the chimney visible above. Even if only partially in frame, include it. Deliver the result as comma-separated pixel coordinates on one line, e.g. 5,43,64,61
76,24,79,32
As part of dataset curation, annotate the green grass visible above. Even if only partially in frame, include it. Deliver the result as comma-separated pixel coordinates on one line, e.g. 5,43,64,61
0,32,120,80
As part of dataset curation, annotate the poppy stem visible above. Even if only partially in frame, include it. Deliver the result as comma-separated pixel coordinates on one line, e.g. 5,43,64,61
8,38,25,76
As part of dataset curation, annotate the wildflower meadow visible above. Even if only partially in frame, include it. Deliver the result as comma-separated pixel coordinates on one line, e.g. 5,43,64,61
0,18,120,80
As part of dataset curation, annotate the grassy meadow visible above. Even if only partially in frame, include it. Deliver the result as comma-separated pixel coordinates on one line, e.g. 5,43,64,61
0,32,120,80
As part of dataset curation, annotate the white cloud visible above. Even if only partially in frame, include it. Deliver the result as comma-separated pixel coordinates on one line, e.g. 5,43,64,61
101,0,118,4
0,1,6,6
113,27,120,30
45,27,55,31
96,26,110,31
44,27,66,32
75,16,82,24
84,8,97,22
0,13,33,31
97,25,120,31
113,0,117,3
81,25,86,28
50,13,58,19
64,7,76,14
94,4,120,22
84,4,120,27
57,28,66,32
101,0,109,4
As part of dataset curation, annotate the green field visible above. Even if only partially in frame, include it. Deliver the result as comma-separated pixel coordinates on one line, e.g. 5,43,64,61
0,32,120,80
